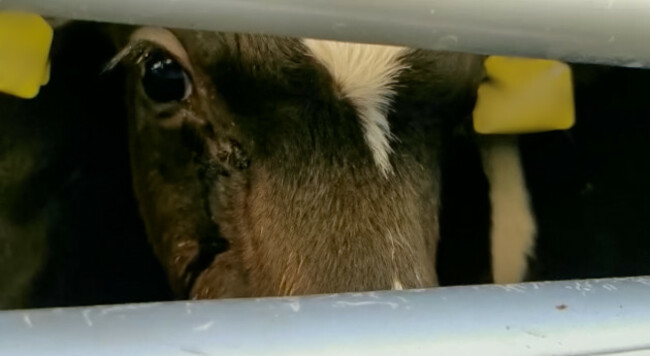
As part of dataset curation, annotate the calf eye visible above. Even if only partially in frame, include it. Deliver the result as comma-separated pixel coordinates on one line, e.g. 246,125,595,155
142,50,192,103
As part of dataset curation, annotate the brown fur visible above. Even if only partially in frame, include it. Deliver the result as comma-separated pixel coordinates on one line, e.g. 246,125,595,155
109,27,483,298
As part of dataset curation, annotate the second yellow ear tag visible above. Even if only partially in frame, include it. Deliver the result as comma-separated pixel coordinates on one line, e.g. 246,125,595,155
0,12,53,99
473,56,575,134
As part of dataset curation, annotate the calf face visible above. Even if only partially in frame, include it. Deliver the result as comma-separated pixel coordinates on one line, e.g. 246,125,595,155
109,27,483,298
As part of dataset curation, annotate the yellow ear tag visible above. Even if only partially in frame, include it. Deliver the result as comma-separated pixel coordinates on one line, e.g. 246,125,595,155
0,12,53,99
473,56,575,134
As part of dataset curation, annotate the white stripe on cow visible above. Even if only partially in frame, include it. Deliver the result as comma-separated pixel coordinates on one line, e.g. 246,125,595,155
480,136,537,284
303,39,409,177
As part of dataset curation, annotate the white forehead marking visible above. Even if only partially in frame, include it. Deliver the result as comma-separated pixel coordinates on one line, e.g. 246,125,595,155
303,39,409,177
130,27,191,69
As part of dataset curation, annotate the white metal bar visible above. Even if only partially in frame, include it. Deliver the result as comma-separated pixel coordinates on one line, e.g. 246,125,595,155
3,0,650,67
2,2,650,354
1,277,650,355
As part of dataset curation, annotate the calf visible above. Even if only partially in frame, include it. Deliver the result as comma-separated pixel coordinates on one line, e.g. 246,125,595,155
448,63,650,285
520,63,650,281
5,21,649,308
107,26,485,298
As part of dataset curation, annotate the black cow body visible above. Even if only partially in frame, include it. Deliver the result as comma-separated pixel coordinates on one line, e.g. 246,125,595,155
439,63,650,286
521,63,650,281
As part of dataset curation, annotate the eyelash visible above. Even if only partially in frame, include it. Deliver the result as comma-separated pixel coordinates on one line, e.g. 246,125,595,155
105,40,186,74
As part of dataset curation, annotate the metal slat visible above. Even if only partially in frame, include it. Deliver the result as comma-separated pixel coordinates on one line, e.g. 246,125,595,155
2,2,650,355
3,0,650,67
1,277,650,355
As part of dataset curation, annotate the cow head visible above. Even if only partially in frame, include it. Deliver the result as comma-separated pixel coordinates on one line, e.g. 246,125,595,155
108,26,484,298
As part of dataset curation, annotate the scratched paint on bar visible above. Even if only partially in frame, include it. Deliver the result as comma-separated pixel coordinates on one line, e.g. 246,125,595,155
1,4,650,355
1,278,650,355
